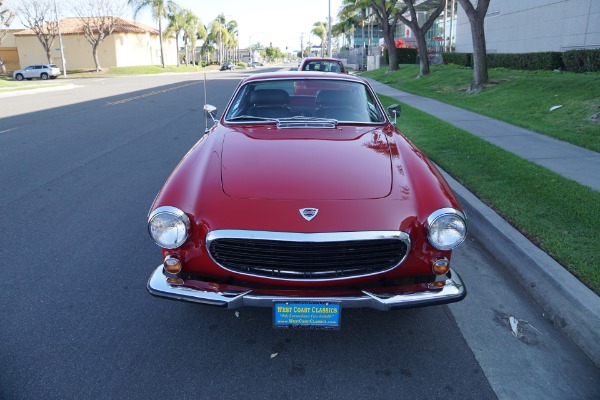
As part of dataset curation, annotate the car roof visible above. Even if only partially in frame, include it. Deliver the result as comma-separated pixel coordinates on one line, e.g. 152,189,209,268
301,57,344,62
241,71,362,83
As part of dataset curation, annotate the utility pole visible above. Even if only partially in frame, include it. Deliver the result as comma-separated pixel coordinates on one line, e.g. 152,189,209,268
300,33,304,58
53,0,66,77
327,0,332,57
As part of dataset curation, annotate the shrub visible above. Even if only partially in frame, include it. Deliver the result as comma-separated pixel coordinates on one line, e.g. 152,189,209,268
487,52,563,71
384,47,418,67
442,52,472,67
562,49,600,72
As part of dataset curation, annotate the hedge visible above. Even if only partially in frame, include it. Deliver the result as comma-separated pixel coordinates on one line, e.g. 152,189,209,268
562,49,600,72
442,49,600,72
383,47,419,67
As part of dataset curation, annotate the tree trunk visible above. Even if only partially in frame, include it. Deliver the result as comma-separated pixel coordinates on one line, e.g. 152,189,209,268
175,36,180,67
93,42,101,71
416,34,429,77
385,28,398,71
457,0,490,91
158,18,165,68
469,16,488,89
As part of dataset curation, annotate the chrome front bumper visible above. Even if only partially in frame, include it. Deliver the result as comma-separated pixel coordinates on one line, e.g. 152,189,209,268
147,265,466,310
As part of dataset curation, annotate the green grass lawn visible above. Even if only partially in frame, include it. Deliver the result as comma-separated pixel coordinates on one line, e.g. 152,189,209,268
363,65,600,152
377,94,600,294
0,76,61,91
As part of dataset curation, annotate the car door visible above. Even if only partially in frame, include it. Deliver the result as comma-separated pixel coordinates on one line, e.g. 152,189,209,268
23,65,36,79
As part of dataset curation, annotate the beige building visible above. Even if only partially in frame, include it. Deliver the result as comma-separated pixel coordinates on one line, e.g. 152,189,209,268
12,17,177,71
0,29,20,71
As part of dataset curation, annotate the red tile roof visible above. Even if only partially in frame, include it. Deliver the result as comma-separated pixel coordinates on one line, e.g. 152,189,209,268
15,17,159,36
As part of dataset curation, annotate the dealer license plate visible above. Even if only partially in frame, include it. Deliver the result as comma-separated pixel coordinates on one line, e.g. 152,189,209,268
273,301,341,330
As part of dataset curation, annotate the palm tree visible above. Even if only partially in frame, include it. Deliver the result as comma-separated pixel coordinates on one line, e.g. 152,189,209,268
208,17,226,64
225,20,238,63
181,10,198,65
128,0,173,68
164,2,185,66
311,21,327,57
195,23,207,65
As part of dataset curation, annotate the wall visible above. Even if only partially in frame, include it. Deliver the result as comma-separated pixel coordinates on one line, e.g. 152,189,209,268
113,33,177,67
0,31,19,71
14,32,177,70
456,0,600,53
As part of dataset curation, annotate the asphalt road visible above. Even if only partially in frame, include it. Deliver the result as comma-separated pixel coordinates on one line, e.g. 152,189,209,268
1,68,599,399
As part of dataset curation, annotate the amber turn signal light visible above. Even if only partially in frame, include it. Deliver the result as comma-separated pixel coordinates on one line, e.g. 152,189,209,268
432,258,450,275
164,255,182,274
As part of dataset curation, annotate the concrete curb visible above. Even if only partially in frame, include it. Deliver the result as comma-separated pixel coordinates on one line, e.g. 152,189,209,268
440,169,600,369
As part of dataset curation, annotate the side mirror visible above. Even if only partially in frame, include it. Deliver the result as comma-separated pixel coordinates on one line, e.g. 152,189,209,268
203,104,218,133
387,104,401,126
204,104,218,122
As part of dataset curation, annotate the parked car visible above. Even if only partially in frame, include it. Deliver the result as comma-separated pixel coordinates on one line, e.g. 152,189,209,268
298,57,347,73
220,61,235,71
13,64,61,81
147,71,467,329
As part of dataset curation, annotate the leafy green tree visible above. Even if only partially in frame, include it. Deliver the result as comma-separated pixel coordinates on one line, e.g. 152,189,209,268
181,11,199,64
332,7,356,49
164,2,185,66
264,46,284,62
194,22,207,64
340,0,402,71
311,21,327,57
128,0,173,68
396,0,446,77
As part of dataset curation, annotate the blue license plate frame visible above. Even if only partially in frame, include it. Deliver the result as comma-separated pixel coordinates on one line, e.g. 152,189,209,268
273,301,341,330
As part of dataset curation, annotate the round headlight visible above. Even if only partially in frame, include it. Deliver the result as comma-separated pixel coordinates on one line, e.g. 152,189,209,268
426,208,467,251
148,206,191,249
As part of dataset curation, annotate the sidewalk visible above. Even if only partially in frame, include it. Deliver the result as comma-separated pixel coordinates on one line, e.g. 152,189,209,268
365,78,600,369
366,78,600,192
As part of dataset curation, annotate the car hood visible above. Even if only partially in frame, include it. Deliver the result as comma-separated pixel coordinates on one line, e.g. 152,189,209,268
221,127,393,200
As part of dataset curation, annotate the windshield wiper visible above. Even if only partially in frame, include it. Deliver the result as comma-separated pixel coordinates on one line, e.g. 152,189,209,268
226,115,278,122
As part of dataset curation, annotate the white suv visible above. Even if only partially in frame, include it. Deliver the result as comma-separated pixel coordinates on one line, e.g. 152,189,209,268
13,64,61,81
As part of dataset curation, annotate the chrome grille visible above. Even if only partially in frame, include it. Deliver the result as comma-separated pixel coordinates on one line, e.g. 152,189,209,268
206,230,410,280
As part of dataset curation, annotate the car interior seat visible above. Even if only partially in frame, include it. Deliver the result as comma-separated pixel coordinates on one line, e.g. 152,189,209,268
313,90,358,121
247,89,293,119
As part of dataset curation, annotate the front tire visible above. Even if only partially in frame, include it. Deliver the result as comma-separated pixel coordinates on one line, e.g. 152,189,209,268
41,73,49,80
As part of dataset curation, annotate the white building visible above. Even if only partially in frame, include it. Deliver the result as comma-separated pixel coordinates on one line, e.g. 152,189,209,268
456,0,600,53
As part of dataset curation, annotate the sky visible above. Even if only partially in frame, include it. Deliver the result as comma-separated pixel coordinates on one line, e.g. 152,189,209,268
7,0,344,52
132,0,345,51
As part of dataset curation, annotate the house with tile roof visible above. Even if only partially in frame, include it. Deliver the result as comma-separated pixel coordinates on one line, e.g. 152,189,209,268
12,17,177,70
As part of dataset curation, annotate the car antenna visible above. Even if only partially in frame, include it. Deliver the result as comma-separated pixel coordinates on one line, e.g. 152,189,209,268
203,73,208,132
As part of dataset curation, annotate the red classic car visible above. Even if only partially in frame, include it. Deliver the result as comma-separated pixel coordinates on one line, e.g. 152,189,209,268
147,72,467,329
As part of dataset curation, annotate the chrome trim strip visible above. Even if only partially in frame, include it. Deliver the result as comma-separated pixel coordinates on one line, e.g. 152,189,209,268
426,208,467,228
147,265,466,310
204,230,411,282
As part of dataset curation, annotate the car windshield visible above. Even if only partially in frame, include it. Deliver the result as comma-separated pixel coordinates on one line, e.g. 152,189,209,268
302,61,343,72
224,79,385,124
